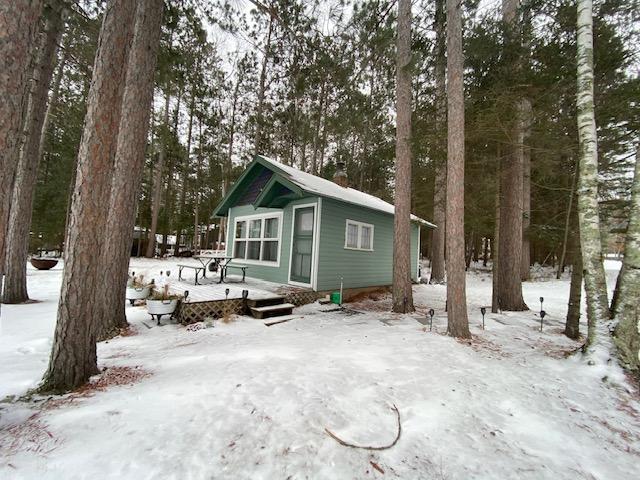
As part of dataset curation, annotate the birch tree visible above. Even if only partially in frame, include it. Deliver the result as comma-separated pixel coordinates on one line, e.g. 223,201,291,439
576,0,610,352
614,146,640,371
40,0,136,392
445,0,470,338
0,1,43,280
391,0,414,313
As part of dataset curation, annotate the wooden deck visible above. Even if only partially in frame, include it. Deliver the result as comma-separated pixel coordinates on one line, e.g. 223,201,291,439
168,275,282,302
168,270,317,303
128,257,320,323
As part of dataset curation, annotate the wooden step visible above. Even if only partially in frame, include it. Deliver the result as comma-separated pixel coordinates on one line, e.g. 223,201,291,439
250,303,295,319
264,315,299,327
246,296,286,308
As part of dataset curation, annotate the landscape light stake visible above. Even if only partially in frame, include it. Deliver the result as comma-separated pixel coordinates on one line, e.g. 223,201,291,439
225,288,230,300
428,308,435,331
184,290,189,301
539,296,544,312
480,307,486,330
540,310,546,332
242,289,249,313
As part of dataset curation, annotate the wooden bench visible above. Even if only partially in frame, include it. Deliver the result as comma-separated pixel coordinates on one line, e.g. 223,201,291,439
219,264,248,283
178,264,205,285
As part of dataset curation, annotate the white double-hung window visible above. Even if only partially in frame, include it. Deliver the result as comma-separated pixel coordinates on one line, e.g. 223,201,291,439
344,219,374,251
233,212,282,265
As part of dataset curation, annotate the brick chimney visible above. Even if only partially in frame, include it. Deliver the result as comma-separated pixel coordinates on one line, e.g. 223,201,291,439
333,160,348,188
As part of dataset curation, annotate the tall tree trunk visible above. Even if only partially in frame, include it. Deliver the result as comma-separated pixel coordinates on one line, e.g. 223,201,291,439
391,0,414,314
254,14,273,157
565,199,582,340
145,90,170,258
430,0,447,284
318,102,329,174
609,263,624,319
497,0,528,311
445,0,470,337
193,116,203,251
3,2,66,304
219,75,239,249
576,0,610,353
557,160,578,279
97,0,163,340
482,237,489,266
40,0,136,393
492,148,501,313
0,1,43,281
40,45,68,158
311,79,326,175
613,146,640,371
178,85,196,224
520,99,532,280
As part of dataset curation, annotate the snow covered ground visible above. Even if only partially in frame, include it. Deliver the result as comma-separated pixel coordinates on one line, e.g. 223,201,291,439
1,259,639,479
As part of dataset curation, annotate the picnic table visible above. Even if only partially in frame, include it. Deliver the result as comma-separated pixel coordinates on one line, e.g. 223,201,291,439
193,255,234,283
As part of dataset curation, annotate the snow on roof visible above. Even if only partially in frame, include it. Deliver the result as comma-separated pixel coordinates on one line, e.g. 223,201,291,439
258,155,435,227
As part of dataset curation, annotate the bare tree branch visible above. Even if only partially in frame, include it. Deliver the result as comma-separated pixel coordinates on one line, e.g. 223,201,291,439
324,404,401,451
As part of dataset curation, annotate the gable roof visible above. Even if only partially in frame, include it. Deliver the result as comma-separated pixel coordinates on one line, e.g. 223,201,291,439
214,155,435,227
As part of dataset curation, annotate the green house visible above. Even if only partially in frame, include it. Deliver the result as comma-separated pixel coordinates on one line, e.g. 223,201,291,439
213,155,435,294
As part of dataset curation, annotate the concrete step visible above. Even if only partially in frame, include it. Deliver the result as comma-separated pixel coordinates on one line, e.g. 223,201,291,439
250,303,295,319
246,296,286,308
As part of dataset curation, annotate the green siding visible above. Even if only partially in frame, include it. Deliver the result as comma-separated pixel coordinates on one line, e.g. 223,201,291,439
225,198,318,285
225,196,420,291
316,198,419,291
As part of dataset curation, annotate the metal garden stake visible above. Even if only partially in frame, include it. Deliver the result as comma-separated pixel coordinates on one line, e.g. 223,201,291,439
428,308,435,331
242,289,249,313
480,307,486,330
540,310,546,332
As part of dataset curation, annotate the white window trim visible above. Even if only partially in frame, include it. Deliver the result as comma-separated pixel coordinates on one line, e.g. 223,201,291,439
344,219,374,251
232,211,283,267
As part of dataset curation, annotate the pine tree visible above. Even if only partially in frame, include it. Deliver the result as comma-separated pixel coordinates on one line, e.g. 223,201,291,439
429,0,446,285
565,197,582,340
497,0,527,311
445,0,470,338
40,0,136,393
97,0,164,339
0,1,43,279
3,0,66,304
391,0,415,314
